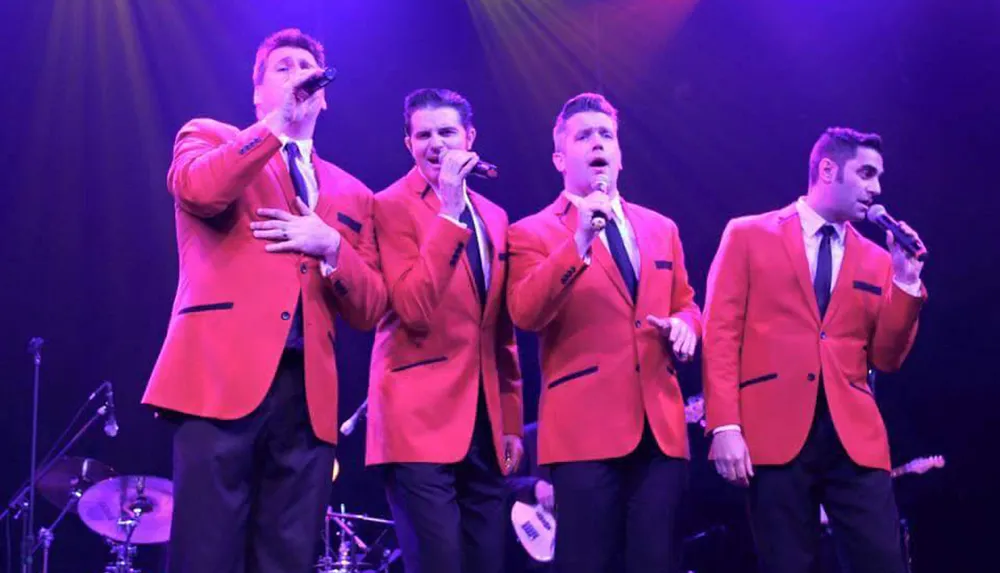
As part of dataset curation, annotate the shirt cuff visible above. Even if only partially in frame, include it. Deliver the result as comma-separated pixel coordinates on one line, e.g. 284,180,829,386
320,261,336,278
892,277,922,297
713,424,741,434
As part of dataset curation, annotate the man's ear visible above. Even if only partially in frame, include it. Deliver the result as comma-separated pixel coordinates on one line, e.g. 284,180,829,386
552,151,566,173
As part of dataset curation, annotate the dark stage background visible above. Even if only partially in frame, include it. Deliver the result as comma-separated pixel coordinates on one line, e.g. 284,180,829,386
1,0,997,571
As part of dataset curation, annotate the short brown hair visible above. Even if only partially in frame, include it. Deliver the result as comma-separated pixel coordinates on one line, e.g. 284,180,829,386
403,88,474,136
553,93,619,151
252,28,326,85
808,127,883,184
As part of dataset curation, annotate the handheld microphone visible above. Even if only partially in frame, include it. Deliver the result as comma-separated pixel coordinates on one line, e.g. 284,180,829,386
470,160,499,180
103,382,119,438
294,67,337,101
865,205,928,261
339,399,368,436
590,175,610,230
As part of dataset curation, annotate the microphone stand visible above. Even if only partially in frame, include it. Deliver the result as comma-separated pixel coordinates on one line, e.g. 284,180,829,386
20,338,43,573
2,391,110,521
2,380,111,572
2,406,109,518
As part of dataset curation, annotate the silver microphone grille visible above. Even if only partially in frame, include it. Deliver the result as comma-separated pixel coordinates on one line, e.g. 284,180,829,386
865,204,887,223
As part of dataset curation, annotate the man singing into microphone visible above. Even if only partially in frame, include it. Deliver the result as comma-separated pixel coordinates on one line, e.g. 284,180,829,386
703,127,927,573
143,29,386,573
506,93,702,573
366,88,524,573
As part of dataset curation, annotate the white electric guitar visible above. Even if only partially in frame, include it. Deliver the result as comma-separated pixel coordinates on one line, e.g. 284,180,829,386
511,396,708,562
819,455,945,525
889,455,945,479
511,501,557,562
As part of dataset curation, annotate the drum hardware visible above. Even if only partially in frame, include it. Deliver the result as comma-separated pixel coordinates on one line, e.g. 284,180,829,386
0,369,118,573
76,475,174,573
316,506,397,573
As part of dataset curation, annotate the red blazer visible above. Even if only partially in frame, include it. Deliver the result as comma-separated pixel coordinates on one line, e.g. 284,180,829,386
142,118,387,444
507,194,702,465
702,203,926,470
366,168,523,470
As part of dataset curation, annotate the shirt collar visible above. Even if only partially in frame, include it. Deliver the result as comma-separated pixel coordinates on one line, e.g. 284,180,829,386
796,197,846,241
560,190,627,221
279,134,314,161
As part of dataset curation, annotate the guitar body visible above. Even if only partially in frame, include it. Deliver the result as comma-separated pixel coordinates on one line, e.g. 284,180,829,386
511,501,557,562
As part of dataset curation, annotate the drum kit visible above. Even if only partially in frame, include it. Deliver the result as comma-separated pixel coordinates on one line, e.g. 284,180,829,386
315,507,400,573
18,455,402,573
26,456,173,573
2,341,399,573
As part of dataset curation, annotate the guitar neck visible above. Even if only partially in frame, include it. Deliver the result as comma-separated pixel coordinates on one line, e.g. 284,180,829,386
890,457,942,479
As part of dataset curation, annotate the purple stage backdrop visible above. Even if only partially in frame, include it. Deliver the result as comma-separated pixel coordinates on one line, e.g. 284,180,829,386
0,0,997,571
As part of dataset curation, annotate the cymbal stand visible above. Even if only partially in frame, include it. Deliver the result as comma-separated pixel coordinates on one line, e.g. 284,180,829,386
103,516,140,573
102,478,151,573
334,527,359,573
104,537,139,573
30,489,83,573
317,506,360,573
316,506,335,572
314,528,359,573
37,528,52,573
317,506,374,573
328,509,398,573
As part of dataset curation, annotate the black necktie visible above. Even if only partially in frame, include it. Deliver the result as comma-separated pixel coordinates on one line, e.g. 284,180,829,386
605,217,638,301
284,142,310,204
283,142,308,350
460,205,488,309
814,225,836,318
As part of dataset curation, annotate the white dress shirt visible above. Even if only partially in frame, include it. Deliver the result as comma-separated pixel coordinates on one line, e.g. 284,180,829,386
796,198,847,291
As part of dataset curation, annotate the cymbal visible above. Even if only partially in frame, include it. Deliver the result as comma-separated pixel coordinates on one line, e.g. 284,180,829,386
78,475,174,545
37,456,116,511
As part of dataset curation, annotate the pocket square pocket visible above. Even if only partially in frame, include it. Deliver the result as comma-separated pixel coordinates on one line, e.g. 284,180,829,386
852,281,882,296
337,212,362,233
654,260,673,270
